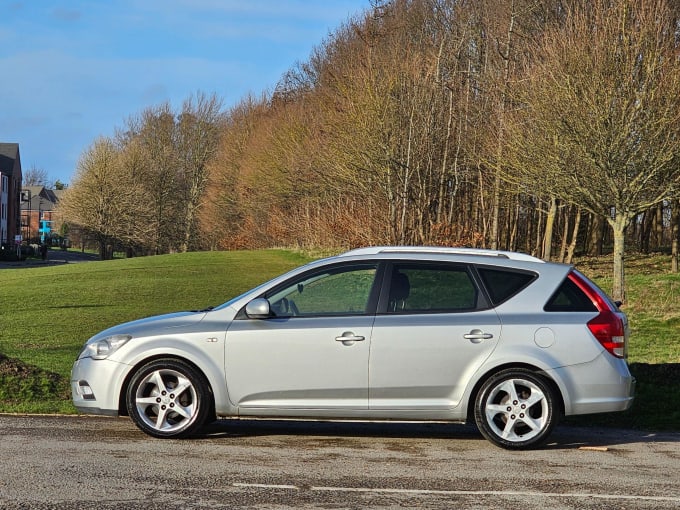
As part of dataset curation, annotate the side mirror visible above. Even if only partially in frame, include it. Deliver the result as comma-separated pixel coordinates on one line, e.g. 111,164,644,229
245,298,271,319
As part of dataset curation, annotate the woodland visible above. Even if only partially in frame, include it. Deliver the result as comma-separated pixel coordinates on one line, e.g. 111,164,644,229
57,0,680,301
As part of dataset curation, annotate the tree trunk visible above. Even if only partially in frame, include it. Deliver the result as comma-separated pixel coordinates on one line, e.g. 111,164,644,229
672,200,680,273
477,165,489,245
588,213,604,256
437,86,454,224
509,200,519,251
608,213,631,303
654,203,663,251
491,2,517,250
534,202,544,257
98,239,107,260
543,196,557,260
558,204,570,263
490,175,501,250
640,208,653,253
565,207,581,264
386,165,398,243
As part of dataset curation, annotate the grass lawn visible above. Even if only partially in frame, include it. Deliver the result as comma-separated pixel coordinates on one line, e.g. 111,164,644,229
0,249,311,413
0,249,678,430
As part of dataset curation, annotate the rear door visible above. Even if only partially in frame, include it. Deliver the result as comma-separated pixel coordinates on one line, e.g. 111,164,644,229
369,262,502,410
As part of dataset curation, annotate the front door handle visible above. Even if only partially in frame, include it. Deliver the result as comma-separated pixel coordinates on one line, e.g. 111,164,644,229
464,329,493,343
335,331,365,345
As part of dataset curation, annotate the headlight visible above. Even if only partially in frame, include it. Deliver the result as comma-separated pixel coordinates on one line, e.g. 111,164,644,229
78,334,132,360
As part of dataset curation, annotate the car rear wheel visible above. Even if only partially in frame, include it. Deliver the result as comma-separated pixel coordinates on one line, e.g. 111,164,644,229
474,369,559,450
126,359,212,438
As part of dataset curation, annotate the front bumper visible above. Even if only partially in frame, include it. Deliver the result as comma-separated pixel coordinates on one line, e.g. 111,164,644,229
71,356,131,415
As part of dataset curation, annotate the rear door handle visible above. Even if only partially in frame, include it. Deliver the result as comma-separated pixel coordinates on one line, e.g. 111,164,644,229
464,329,493,343
335,331,365,344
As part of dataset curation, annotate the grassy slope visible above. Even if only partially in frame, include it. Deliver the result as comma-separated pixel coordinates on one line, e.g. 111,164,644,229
0,249,311,413
574,253,680,363
0,250,678,429
568,254,680,430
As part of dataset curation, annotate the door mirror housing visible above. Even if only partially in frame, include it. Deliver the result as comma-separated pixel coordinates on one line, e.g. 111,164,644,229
245,298,271,319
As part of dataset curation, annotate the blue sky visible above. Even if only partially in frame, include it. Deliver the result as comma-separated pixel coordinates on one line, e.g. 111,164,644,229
0,0,370,185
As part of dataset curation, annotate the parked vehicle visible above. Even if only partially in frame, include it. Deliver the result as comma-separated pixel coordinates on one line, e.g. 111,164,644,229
71,246,635,449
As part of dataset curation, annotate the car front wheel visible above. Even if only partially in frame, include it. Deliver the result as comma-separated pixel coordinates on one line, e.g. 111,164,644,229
126,358,212,438
474,369,559,450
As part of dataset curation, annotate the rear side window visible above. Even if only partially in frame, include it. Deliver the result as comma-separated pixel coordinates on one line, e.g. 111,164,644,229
544,276,597,312
387,264,477,313
477,267,536,305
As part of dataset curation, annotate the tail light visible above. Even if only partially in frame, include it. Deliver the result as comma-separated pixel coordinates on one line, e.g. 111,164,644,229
568,271,627,359
585,310,626,358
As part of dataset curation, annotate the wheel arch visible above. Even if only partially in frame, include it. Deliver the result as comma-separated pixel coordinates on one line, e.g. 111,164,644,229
118,354,216,419
465,363,565,423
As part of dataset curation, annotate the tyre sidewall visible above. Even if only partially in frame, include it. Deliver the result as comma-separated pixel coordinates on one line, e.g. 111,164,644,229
126,358,211,439
474,369,558,450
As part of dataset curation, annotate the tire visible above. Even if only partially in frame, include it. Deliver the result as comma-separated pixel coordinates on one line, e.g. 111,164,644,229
126,358,212,438
474,368,559,450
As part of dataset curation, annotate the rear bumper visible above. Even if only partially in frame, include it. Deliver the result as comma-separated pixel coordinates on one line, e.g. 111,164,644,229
551,353,635,416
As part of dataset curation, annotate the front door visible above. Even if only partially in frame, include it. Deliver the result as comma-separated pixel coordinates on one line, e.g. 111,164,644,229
225,263,379,411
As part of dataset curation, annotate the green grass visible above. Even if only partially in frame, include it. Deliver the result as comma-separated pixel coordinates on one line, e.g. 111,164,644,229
575,253,680,364
0,249,311,412
0,249,678,431
565,253,680,431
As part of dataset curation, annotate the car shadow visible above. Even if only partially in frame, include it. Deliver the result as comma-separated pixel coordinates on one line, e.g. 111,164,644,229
197,419,481,441
544,425,680,449
194,419,679,449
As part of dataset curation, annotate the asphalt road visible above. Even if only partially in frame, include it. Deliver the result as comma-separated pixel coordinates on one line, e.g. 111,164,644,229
0,415,678,509
0,249,98,269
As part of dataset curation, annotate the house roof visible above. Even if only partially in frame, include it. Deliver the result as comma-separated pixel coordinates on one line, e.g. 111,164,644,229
0,143,20,175
20,186,61,211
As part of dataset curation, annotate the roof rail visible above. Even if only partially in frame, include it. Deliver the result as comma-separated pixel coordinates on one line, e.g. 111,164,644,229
340,246,545,263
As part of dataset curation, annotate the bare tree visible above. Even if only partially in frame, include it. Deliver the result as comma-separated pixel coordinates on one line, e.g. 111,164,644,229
199,95,269,250
504,0,680,301
121,102,182,255
176,92,225,252
23,165,49,187
116,93,224,254
57,138,150,259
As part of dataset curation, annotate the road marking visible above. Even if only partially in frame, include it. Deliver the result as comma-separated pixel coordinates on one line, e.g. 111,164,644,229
232,483,680,502
234,483,299,490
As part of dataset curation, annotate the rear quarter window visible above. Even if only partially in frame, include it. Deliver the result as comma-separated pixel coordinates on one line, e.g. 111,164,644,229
544,277,597,312
477,267,536,305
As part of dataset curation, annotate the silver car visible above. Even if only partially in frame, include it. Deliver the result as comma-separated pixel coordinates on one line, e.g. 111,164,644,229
71,247,635,449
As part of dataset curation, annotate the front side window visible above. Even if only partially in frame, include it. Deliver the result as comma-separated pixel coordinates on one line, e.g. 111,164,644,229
266,264,378,317
386,264,477,313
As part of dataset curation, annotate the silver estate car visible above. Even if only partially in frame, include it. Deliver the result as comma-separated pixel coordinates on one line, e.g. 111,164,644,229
71,247,635,449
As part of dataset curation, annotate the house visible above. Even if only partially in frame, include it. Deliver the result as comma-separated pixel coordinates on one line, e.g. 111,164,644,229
20,186,62,244
0,143,23,246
